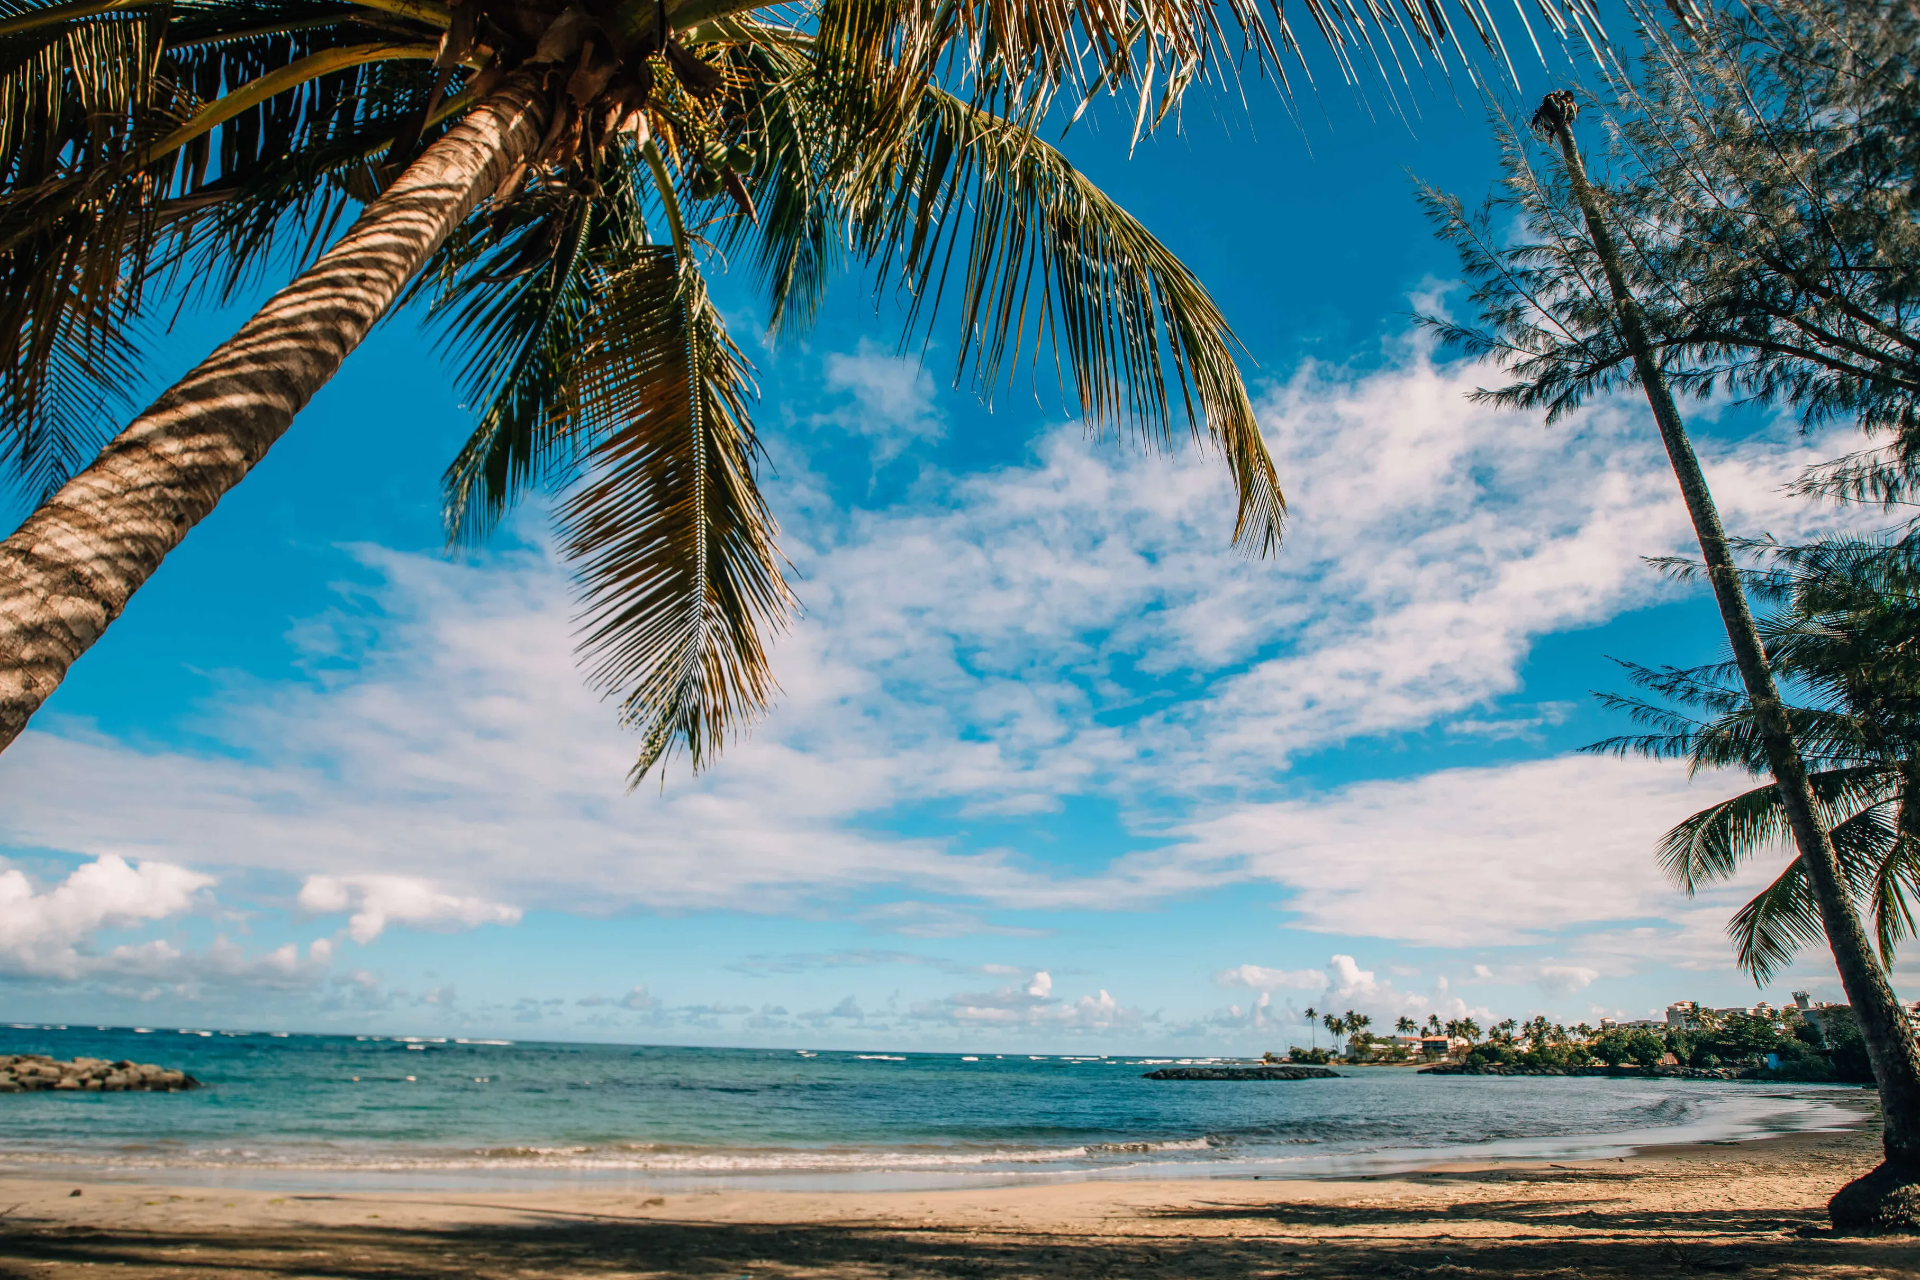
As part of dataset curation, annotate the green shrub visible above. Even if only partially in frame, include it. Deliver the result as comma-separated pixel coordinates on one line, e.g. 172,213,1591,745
1287,1046,1332,1065
1764,1038,1835,1082
1590,1028,1666,1067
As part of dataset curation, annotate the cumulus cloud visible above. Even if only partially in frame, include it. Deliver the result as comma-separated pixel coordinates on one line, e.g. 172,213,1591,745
908,975,1142,1032
0,856,212,979
298,874,522,944
1536,965,1602,997
1215,963,1327,991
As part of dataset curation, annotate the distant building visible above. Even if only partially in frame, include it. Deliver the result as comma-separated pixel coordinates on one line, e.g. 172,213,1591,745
1793,990,1832,1038
1666,1001,1699,1029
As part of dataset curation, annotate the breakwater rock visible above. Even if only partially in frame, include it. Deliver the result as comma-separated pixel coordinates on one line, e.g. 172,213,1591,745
1142,1065,1341,1081
0,1054,200,1093
1419,1063,1763,1080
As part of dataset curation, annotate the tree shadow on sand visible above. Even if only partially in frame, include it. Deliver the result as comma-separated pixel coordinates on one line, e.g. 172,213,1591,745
2,1200,1917,1280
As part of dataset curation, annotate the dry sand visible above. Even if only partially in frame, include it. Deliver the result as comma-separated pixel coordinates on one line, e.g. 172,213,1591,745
0,1107,1913,1279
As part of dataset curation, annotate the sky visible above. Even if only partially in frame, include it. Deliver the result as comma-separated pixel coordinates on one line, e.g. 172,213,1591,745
2,16,1911,1051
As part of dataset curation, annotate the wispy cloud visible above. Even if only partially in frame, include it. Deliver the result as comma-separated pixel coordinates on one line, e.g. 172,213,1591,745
0,333,1857,1014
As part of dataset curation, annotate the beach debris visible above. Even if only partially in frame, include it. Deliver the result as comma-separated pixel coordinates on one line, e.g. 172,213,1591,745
0,1054,200,1093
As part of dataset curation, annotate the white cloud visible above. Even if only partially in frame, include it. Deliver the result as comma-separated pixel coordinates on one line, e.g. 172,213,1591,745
1215,963,1327,990
908,978,1142,1032
298,874,521,944
0,332,1858,971
818,341,945,461
0,856,212,979
1536,965,1601,997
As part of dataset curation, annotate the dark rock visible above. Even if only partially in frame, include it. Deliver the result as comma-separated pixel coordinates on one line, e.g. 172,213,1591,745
0,1054,200,1093
1142,1065,1341,1080
1418,1063,1764,1080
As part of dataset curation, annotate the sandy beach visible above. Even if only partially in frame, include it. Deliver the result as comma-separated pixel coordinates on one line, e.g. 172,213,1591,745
0,1100,1912,1279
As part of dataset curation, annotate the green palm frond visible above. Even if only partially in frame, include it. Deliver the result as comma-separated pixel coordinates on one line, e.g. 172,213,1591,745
559,252,793,783
1656,765,1892,894
421,178,613,542
1728,857,1823,983
1868,833,1920,966
851,83,1284,551
0,288,138,498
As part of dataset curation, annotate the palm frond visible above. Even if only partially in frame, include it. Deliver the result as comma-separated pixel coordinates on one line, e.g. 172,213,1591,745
853,83,1284,551
558,252,794,783
1657,765,1892,893
1728,857,1825,983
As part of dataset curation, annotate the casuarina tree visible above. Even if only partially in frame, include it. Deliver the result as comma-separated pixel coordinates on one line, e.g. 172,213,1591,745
1422,69,1920,1230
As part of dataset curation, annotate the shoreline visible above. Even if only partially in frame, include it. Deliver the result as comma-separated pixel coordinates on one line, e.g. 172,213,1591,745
0,1078,1869,1195
0,1103,1911,1278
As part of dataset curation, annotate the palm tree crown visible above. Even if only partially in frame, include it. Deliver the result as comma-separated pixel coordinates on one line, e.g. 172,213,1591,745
0,0,1608,774
1593,533,1920,980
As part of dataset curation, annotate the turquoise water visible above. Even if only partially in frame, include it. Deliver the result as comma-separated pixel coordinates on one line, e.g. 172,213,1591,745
0,1025,1864,1191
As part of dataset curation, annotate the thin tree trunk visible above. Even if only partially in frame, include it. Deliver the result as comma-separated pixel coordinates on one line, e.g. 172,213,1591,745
0,72,550,748
1541,99,1920,1226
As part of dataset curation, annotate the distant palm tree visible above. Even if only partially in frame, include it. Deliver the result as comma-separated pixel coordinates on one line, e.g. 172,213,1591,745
0,0,1604,766
1425,1014,1443,1035
1304,1006,1319,1050
1395,1016,1418,1036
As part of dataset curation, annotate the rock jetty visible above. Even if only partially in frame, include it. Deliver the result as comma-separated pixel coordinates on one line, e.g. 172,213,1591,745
1142,1065,1341,1081
1419,1063,1762,1080
0,1054,200,1093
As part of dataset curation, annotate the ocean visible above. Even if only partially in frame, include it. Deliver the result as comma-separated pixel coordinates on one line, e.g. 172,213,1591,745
0,1025,1864,1192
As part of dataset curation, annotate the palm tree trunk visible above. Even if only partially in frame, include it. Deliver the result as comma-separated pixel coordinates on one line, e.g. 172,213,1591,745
0,72,550,748
1540,99,1920,1230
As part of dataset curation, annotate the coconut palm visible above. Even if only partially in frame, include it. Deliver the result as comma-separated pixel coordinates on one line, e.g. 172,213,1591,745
0,0,1612,771
1598,533,1920,983
1395,1015,1417,1035
1303,1005,1319,1050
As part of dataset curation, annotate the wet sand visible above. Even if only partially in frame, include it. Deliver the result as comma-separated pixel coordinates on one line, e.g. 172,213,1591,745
0,1110,1912,1278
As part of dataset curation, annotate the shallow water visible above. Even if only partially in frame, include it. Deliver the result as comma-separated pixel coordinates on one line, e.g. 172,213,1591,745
0,1025,1864,1192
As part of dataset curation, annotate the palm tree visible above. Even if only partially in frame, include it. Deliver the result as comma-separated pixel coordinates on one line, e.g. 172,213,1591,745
1526,99,1920,1229
1395,1015,1418,1036
1424,1013,1442,1035
1599,534,1920,982
0,0,1609,769
1303,1005,1319,1050
1424,77,1920,1230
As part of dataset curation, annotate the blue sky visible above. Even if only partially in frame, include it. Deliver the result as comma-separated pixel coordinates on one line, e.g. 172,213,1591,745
1,20,1908,1050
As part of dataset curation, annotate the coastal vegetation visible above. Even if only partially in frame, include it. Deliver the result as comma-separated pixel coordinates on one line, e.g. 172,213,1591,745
1278,1001,1870,1083
1422,0,1920,1229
